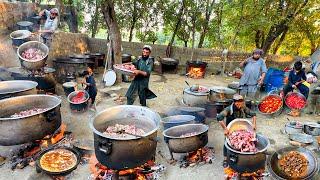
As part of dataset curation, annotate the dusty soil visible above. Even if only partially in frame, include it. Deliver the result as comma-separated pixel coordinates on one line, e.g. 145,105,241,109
1,72,320,180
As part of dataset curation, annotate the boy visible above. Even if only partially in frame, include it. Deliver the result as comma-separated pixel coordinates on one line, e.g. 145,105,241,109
283,61,309,99
82,66,97,108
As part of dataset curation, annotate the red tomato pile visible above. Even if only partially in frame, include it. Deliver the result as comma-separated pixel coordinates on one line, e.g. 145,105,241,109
259,95,283,114
285,93,306,109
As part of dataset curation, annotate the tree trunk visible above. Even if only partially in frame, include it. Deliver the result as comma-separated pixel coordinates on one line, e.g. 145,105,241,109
55,0,64,15
68,0,79,33
166,0,186,57
128,0,138,42
184,41,188,47
91,0,100,38
101,0,122,83
272,27,288,54
198,0,215,48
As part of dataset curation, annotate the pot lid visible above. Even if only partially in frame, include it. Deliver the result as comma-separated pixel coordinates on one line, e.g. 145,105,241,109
184,87,209,96
177,106,205,112
210,86,236,94
17,21,33,26
104,70,116,87
304,122,320,128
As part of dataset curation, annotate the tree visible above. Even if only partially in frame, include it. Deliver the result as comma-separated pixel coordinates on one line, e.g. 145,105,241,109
197,0,216,48
101,0,122,82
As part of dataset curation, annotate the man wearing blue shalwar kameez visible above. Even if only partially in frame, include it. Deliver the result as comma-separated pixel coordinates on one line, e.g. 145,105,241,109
239,49,267,99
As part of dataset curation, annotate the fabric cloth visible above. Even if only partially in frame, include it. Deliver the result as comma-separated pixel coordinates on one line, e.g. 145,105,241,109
239,57,267,97
41,9,58,43
283,83,309,99
126,57,156,106
287,70,307,87
217,103,256,156
85,75,97,103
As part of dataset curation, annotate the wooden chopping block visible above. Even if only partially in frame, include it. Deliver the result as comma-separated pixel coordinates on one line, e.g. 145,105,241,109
289,140,307,147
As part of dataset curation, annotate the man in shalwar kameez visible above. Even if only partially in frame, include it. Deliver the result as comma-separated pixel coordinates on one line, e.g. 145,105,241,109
126,45,156,106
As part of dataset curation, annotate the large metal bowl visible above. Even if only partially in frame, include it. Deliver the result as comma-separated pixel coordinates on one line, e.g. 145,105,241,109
0,95,62,145
17,41,49,70
67,90,89,111
0,80,38,99
258,94,283,116
267,147,319,180
285,92,307,110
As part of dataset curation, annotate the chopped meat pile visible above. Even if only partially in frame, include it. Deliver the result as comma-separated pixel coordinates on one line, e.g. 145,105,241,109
103,124,146,138
180,132,198,137
10,108,49,118
21,48,45,61
228,130,257,152
120,64,136,71
71,91,86,103
279,151,308,178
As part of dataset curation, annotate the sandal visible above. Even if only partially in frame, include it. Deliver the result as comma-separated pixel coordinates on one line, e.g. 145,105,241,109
223,160,229,168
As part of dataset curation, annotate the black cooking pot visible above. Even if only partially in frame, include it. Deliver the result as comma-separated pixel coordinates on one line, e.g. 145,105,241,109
85,53,106,67
89,105,161,170
67,90,89,111
0,95,62,146
122,54,132,63
163,124,209,158
225,134,270,173
267,147,319,180
36,146,80,176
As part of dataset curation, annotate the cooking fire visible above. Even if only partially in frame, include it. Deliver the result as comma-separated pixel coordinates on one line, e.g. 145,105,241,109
178,147,215,168
224,167,269,180
89,155,165,180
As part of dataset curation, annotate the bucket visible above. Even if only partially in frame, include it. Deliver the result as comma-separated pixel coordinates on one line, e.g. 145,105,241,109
63,82,77,96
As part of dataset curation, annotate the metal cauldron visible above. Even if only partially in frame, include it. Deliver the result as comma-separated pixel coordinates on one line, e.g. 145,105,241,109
208,86,236,102
67,90,89,111
10,30,31,47
226,134,270,173
303,122,320,136
0,95,61,146
163,124,209,159
161,115,195,130
17,41,49,70
182,87,209,106
89,105,160,170
267,147,319,180
0,80,38,100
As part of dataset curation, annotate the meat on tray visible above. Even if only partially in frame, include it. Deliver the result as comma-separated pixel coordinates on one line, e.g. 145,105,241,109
180,132,198,137
21,48,45,61
103,124,146,138
71,91,86,103
228,130,257,152
10,108,49,118
279,151,308,178
118,64,136,71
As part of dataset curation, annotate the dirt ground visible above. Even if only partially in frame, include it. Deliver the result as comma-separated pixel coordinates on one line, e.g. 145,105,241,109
1,71,320,180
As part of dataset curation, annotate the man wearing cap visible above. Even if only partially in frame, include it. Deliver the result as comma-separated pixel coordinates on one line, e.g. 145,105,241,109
216,94,256,168
239,49,267,99
125,45,156,106
38,8,59,47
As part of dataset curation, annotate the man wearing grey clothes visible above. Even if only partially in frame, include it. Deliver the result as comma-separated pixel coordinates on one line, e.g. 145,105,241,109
239,49,267,99
38,8,59,47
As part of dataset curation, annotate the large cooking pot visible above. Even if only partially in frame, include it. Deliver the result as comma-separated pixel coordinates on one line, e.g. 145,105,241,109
17,41,49,70
9,67,57,93
225,134,270,173
163,124,209,154
161,115,195,130
0,80,38,100
303,122,320,136
67,90,89,111
267,147,319,180
209,86,236,102
10,30,31,47
0,95,61,146
183,87,209,106
89,105,160,170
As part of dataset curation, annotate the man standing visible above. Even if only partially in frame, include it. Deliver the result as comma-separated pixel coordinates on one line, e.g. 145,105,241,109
216,94,257,168
38,8,59,47
239,49,267,99
126,45,156,106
